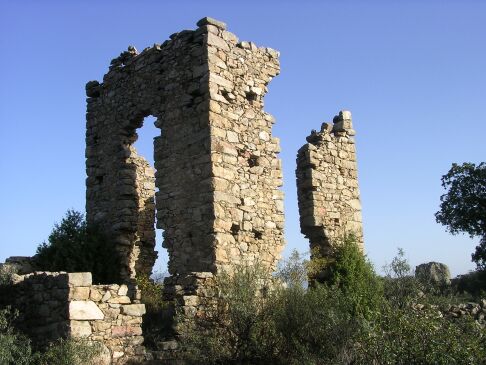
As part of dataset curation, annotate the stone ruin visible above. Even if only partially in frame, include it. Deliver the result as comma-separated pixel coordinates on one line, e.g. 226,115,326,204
85,16,285,317
1,17,366,364
296,111,363,278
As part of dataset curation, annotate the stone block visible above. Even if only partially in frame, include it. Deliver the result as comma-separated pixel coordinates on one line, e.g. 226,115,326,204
108,295,131,304
197,17,227,30
117,285,128,296
70,320,92,338
68,273,92,287
69,287,90,300
69,301,104,320
121,304,146,317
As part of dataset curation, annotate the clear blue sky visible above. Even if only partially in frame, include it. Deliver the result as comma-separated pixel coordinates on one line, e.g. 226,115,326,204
1,0,485,277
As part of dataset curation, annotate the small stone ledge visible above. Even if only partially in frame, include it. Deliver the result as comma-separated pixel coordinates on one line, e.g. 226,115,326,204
197,16,227,30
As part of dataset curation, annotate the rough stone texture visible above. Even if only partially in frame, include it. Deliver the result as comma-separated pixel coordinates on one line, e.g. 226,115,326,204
415,262,451,286
85,18,284,302
296,111,363,274
0,271,146,364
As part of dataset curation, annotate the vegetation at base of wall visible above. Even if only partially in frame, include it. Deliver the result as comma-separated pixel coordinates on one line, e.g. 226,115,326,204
33,338,103,365
355,302,486,365
136,273,174,348
33,210,120,284
180,237,486,365
0,307,32,365
0,307,102,365
314,234,383,319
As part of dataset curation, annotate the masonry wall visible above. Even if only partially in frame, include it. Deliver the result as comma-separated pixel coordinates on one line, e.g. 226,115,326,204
86,17,284,295
296,111,363,269
4,272,145,364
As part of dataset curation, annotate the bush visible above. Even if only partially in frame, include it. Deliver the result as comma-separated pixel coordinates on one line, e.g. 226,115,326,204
382,248,422,308
136,274,173,348
1,306,103,365
181,239,379,365
34,339,103,365
313,235,383,318
181,264,276,365
356,248,486,364
180,242,486,365
269,284,360,365
0,264,16,287
355,302,486,364
0,307,32,365
34,210,120,284
451,270,486,299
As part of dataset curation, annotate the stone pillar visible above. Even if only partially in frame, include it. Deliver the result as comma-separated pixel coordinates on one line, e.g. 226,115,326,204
296,111,363,277
86,17,284,311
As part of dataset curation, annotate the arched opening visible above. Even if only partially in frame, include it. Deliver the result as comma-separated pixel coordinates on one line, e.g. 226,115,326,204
133,115,168,280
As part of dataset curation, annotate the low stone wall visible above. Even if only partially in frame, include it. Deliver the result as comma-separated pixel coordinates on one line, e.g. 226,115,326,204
3,271,146,364
413,299,486,328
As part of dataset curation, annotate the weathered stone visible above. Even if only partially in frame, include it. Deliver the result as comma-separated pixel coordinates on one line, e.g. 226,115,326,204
69,287,90,300
68,273,92,287
70,320,92,337
197,16,227,30
117,285,128,296
69,301,104,320
121,304,146,316
108,295,131,304
415,262,451,286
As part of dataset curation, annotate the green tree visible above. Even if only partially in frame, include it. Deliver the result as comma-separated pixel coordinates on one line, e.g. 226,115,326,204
435,162,486,269
34,210,120,283
314,235,383,318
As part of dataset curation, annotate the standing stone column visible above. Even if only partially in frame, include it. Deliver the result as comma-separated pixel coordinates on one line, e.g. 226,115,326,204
296,111,363,279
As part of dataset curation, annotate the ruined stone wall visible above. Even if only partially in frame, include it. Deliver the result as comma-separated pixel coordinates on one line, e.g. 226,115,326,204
204,19,284,273
2,272,145,364
86,17,284,288
296,111,363,264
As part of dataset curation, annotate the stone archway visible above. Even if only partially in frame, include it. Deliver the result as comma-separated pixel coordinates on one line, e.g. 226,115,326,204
85,18,285,311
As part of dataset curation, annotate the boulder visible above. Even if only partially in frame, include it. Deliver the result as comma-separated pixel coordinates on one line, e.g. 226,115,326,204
415,262,451,286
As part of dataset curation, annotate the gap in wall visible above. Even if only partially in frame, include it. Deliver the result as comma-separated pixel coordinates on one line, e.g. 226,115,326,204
134,115,168,281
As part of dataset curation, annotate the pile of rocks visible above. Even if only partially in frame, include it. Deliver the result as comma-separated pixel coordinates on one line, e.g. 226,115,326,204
412,299,486,328
445,299,486,326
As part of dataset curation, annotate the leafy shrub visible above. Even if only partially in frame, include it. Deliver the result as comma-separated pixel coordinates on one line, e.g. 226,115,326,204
136,274,173,348
269,284,360,365
0,307,32,365
0,264,16,287
0,307,103,365
313,235,383,318
136,274,165,312
382,248,422,308
451,270,486,299
180,242,486,365
181,240,377,365
181,264,276,365
34,339,103,365
355,302,486,365
277,249,308,288
34,210,120,284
